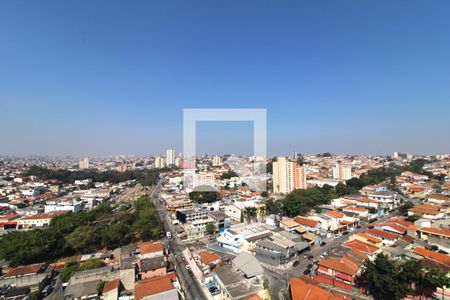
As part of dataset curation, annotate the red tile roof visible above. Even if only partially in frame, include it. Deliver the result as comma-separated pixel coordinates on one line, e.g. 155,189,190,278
326,211,345,219
140,243,164,255
103,279,120,294
354,232,382,244
135,276,175,300
364,228,400,241
290,277,348,300
420,227,450,238
318,257,360,276
4,264,41,277
293,216,318,228
20,211,67,220
414,248,450,266
344,240,379,254
197,251,220,265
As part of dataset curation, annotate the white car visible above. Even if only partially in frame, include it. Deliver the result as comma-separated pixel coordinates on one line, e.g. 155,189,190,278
334,234,342,239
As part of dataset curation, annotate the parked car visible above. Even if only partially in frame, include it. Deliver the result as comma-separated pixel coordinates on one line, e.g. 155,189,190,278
308,255,314,259
334,233,342,239
343,231,349,235
293,260,300,267
307,264,313,269
303,269,311,275
185,265,191,270
320,241,326,246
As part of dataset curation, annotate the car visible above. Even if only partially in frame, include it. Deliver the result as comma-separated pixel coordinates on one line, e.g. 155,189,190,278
183,258,189,265
308,255,314,259
209,287,220,295
307,264,313,269
334,234,342,239
342,231,349,235
303,269,311,275
356,225,362,229
187,269,194,277
320,241,326,246
293,260,300,267
185,265,191,270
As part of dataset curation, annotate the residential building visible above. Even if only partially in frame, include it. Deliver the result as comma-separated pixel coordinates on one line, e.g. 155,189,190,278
273,157,306,194
79,157,89,169
332,162,352,181
166,149,175,166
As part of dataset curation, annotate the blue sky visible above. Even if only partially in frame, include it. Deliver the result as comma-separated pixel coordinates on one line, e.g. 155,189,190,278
1,1,449,157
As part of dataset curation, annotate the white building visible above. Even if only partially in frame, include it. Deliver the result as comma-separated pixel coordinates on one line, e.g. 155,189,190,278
154,156,166,169
193,172,215,189
332,162,352,181
212,155,222,166
166,149,175,166
79,158,89,169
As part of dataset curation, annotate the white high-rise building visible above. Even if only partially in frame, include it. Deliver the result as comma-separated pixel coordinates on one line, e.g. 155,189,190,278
273,157,307,194
332,162,352,181
79,158,89,169
212,155,222,166
166,149,175,166
154,156,166,169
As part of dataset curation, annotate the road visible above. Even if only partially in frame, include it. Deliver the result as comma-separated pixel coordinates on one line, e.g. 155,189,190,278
149,178,208,300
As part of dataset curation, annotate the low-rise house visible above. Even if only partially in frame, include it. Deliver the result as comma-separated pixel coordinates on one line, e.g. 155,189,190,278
197,251,221,272
102,279,122,300
256,234,309,266
428,194,450,205
139,256,167,280
217,222,272,253
316,255,361,290
0,263,51,291
418,227,450,252
140,243,165,259
17,211,68,229
408,204,445,220
212,252,267,299
363,228,400,246
342,206,369,218
349,233,383,248
279,219,300,232
292,216,319,234
289,277,349,300
134,275,179,300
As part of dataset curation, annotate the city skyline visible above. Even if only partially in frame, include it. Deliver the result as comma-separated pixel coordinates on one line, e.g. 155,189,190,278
1,1,450,156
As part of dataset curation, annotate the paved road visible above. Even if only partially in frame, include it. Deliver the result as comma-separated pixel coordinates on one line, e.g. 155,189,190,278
149,178,208,300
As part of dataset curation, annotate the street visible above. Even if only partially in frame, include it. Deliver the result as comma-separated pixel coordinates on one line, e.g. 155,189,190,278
149,178,208,300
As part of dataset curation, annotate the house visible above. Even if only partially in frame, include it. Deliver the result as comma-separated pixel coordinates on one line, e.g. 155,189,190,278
0,263,51,291
343,240,380,257
17,211,68,229
342,206,369,218
256,233,309,266
289,277,350,300
292,216,319,233
212,252,267,299
280,219,300,232
316,255,361,290
414,247,450,268
102,279,122,300
217,222,272,253
140,243,165,259
134,275,179,300
363,229,400,245
351,232,382,247
408,205,445,220
418,227,450,252
139,256,167,280
428,194,450,204
197,251,221,270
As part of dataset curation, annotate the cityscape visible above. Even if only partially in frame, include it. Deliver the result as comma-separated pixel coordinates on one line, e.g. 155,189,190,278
1,1,450,300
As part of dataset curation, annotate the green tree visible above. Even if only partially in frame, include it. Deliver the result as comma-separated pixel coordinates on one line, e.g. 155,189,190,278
357,253,409,300
101,223,131,249
206,223,215,234
65,226,100,254
189,190,219,203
